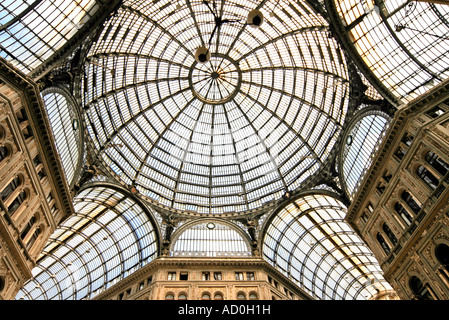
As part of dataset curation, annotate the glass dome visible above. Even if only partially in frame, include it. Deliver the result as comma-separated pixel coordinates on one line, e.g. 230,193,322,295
83,0,350,215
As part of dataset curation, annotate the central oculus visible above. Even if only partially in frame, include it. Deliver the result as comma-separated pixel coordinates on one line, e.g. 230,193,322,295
189,53,241,105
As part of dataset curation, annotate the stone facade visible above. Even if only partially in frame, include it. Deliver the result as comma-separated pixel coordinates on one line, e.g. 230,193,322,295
347,78,449,300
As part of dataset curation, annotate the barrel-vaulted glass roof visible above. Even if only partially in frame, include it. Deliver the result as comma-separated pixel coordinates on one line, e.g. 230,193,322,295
262,193,393,300
83,0,350,215
16,186,159,300
333,0,449,103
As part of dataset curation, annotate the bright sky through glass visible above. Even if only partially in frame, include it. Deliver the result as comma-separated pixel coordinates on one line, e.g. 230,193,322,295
0,0,98,73
16,186,159,300
263,193,393,300
334,0,449,102
83,0,350,215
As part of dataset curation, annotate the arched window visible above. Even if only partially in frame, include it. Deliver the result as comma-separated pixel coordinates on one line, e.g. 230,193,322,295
409,276,433,300
394,202,413,226
0,145,9,163
20,215,37,240
0,276,5,292
201,293,211,300
425,152,449,176
165,293,174,300
401,191,421,214
25,226,41,251
171,221,251,257
377,233,391,255
42,88,83,187
436,243,449,272
417,166,439,190
237,292,246,300
178,293,187,300
382,223,397,247
1,176,21,201
214,293,223,300
249,292,258,300
8,190,27,216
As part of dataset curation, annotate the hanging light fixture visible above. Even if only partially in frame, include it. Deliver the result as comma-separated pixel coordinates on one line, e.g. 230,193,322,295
247,9,264,27
195,46,211,63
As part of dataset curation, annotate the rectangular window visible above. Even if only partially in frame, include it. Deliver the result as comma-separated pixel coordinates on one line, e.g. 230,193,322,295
426,106,445,118
247,272,255,280
180,272,188,281
235,272,244,280
361,213,369,223
401,133,413,147
214,272,222,280
202,272,210,281
167,272,176,281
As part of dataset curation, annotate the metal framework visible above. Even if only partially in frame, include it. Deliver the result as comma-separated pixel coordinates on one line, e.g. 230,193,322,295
262,192,393,299
6,0,437,301
0,0,99,73
83,0,350,215
16,185,159,300
339,108,391,199
170,219,252,257
329,0,449,103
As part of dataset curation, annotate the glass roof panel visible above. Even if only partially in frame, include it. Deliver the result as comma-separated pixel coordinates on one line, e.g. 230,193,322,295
0,0,99,73
342,110,391,199
41,88,82,187
83,0,349,215
15,186,159,300
334,0,449,102
262,193,393,300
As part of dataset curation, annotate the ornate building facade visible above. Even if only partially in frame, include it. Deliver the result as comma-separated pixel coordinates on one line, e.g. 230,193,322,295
0,59,73,300
346,78,449,300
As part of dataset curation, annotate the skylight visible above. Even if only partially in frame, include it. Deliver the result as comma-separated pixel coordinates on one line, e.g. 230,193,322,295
83,0,350,215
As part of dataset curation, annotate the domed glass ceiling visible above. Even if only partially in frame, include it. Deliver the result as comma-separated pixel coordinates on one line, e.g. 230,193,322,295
83,0,350,215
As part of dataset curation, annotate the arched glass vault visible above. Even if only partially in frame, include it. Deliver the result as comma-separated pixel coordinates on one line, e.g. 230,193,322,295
330,0,449,103
41,86,83,188
170,219,252,257
262,193,393,300
0,0,100,73
16,185,160,300
340,108,391,200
